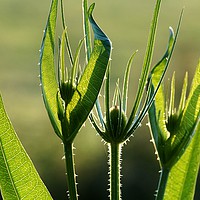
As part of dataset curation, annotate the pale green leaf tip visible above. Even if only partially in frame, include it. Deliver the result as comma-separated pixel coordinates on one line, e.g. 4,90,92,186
88,2,95,14
169,26,174,37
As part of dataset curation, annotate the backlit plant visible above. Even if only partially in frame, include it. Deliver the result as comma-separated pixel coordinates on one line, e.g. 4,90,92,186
0,0,199,200
89,0,182,198
148,60,200,200
39,0,111,198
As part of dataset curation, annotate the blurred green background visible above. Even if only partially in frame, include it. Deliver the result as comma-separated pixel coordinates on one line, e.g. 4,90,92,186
0,0,200,199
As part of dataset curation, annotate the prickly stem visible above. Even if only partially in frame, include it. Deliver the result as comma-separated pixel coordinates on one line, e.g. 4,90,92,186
108,142,122,200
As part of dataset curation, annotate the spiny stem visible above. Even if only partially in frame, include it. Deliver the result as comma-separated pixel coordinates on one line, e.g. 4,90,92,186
109,142,122,200
156,168,170,200
63,142,78,200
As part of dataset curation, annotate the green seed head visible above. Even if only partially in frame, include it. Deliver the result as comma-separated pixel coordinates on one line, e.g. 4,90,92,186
60,81,76,104
108,106,127,141
166,113,181,135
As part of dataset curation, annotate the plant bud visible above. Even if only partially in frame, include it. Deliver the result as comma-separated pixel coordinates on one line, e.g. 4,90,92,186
166,113,180,135
60,81,76,104
109,106,127,141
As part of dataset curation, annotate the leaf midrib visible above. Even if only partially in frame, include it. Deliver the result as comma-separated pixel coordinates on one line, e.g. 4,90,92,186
0,137,20,200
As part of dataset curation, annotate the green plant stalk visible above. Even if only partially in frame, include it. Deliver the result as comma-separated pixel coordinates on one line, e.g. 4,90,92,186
61,115,78,200
63,141,78,200
109,142,122,200
156,167,170,200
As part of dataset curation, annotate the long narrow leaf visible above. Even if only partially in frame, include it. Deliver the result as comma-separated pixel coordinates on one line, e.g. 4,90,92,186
105,65,112,133
82,0,92,62
39,0,62,138
122,51,137,113
60,28,67,86
0,95,53,200
147,10,183,146
177,72,188,116
129,0,162,121
71,38,84,86
60,0,74,65
126,25,176,139
83,0,105,128
168,72,175,116
124,0,162,134
65,4,111,141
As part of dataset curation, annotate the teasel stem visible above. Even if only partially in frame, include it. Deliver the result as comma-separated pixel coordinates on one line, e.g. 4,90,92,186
62,113,78,200
156,167,170,200
63,141,78,200
109,142,122,200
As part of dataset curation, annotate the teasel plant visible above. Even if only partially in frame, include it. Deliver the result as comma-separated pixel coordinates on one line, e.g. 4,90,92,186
39,0,111,199
89,0,183,199
148,58,200,199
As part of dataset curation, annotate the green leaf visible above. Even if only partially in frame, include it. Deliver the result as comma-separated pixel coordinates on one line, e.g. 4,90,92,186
59,28,68,87
164,72,199,166
148,16,182,165
0,95,53,200
60,0,74,65
125,26,176,140
163,62,200,200
83,0,105,129
65,4,111,141
71,38,84,86
82,0,92,62
168,72,176,116
130,0,162,121
148,57,199,199
39,0,62,138
124,0,163,133
122,51,137,113
177,72,188,116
